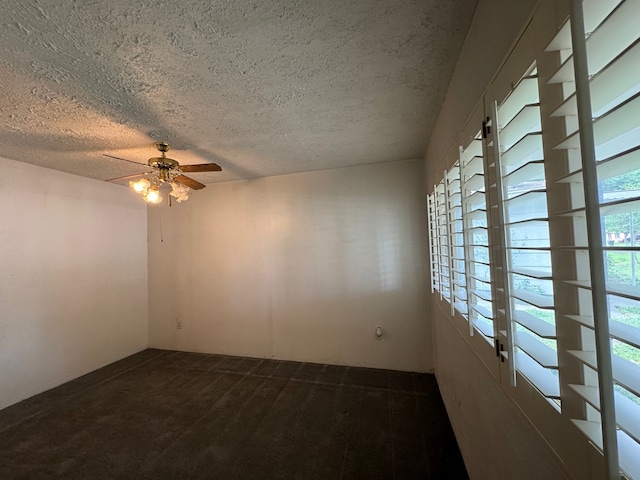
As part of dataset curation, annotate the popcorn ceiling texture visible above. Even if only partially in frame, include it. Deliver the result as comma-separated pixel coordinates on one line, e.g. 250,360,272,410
0,0,477,184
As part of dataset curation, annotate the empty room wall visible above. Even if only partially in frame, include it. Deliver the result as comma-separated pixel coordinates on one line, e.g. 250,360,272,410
424,0,570,479
148,159,431,372
0,157,148,410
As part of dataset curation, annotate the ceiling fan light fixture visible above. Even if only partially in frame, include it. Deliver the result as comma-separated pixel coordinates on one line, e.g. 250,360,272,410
170,182,190,203
144,186,162,204
129,178,151,194
107,143,219,205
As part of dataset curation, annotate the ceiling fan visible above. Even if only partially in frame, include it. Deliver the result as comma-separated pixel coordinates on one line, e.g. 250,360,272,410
105,142,221,204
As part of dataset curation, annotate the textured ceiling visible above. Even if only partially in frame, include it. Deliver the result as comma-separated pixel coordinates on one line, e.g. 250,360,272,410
0,0,477,185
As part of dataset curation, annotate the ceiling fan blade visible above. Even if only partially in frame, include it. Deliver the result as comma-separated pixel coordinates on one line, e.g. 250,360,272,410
105,172,152,182
103,154,147,167
175,174,206,190
179,163,222,173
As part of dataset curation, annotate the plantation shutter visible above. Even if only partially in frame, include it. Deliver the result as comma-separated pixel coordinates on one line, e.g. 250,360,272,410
427,192,440,294
548,0,640,477
435,179,451,301
447,163,468,316
460,131,494,339
489,63,560,398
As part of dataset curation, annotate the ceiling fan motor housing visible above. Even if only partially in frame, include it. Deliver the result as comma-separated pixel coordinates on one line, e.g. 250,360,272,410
148,157,179,182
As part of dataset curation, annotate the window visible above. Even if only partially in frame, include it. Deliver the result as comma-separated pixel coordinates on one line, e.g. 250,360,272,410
427,191,439,294
547,0,640,477
428,179,451,301
460,131,494,340
429,164,467,316
426,0,640,478
447,162,468,316
489,64,559,400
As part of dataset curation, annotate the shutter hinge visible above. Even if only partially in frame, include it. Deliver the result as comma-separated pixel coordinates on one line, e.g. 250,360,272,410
494,339,505,362
482,117,491,138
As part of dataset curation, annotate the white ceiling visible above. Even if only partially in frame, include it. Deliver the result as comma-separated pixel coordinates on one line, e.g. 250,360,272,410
0,0,477,185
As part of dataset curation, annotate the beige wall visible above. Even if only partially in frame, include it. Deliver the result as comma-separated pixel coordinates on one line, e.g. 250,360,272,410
425,0,570,478
0,157,148,410
148,159,431,372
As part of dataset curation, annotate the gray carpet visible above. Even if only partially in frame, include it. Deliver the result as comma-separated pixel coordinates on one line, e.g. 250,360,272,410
0,349,468,479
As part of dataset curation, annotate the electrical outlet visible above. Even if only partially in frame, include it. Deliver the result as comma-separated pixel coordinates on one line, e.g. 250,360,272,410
177,319,182,330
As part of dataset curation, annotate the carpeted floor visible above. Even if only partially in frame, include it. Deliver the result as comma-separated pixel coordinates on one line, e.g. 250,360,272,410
0,349,467,479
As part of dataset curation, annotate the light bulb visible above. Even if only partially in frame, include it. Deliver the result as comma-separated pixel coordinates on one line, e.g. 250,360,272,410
129,178,150,194
145,187,162,204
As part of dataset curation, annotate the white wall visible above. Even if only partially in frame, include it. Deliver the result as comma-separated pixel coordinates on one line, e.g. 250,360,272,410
426,0,539,167
425,0,570,478
434,306,570,479
0,157,148,410
148,159,431,372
